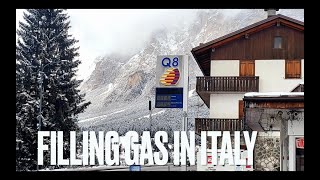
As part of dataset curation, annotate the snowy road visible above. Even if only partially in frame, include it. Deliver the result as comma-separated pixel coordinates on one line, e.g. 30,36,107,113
49,164,196,171
78,109,126,123
99,164,196,171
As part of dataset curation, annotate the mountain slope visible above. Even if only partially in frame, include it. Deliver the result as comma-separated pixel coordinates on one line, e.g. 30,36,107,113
78,9,304,138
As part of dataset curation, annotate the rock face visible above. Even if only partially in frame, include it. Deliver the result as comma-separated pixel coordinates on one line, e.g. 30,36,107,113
78,9,304,136
254,136,281,171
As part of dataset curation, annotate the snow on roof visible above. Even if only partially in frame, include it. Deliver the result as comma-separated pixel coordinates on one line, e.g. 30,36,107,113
244,92,304,97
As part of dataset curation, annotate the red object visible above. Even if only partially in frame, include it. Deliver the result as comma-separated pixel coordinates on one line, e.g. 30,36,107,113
246,158,251,168
207,156,212,164
296,138,304,149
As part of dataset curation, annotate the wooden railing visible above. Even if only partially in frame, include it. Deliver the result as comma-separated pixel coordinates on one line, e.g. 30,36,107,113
195,118,244,135
196,76,259,93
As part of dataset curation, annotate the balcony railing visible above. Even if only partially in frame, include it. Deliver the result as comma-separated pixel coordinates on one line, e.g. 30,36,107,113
196,76,259,93
195,118,244,135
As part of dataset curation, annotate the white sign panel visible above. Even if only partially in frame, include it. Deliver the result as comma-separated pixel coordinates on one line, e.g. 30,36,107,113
156,55,185,88
196,150,253,171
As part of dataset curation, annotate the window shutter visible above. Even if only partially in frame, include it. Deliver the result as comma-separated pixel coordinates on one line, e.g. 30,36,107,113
247,61,255,76
286,60,293,78
240,60,255,76
240,61,247,76
293,60,301,78
286,59,301,79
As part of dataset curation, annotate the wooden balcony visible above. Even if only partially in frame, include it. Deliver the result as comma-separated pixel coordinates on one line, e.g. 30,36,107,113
196,76,259,92
195,118,244,135
196,76,259,107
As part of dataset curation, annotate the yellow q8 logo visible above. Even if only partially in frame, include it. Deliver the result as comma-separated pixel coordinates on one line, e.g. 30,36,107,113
160,67,180,86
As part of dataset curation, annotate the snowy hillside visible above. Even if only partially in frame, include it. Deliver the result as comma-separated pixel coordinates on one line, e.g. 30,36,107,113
78,9,304,137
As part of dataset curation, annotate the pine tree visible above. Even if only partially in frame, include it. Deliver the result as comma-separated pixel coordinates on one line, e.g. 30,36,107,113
16,9,91,171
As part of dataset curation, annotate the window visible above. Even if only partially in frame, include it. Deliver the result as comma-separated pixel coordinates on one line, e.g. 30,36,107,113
240,60,255,76
285,59,301,79
274,36,282,49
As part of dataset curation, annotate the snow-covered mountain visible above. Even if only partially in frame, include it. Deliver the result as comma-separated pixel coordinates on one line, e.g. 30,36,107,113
78,9,304,137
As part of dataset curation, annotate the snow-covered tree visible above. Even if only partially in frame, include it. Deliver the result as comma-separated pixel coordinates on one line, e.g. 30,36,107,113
16,9,91,171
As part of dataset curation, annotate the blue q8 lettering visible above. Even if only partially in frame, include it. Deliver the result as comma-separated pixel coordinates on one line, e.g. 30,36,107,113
159,57,181,86
162,57,179,67
17,9,304,172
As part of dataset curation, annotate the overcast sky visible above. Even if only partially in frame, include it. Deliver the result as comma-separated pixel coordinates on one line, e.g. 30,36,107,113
16,9,302,81
16,9,246,80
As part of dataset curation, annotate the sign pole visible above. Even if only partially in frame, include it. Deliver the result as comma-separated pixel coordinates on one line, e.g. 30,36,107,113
149,100,152,135
154,55,188,170
181,55,189,171
182,55,189,131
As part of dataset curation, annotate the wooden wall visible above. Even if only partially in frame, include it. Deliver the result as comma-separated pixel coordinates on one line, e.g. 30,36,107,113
246,101,304,109
211,25,304,60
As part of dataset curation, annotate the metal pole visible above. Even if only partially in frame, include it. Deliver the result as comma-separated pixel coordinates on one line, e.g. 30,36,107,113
149,100,152,134
182,55,189,131
181,55,189,171
186,116,188,171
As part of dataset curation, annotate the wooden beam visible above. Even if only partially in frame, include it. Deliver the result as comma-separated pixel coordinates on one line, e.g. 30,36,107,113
248,101,304,109
280,19,304,31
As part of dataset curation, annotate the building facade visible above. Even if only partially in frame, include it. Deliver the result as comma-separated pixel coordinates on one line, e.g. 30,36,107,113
192,10,304,171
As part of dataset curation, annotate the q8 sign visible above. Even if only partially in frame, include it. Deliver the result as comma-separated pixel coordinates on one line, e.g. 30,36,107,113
155,55,188,109
156,55,185,88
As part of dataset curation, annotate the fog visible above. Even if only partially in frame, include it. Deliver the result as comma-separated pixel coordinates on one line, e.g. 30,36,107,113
16,9,245,80
16,9,303,80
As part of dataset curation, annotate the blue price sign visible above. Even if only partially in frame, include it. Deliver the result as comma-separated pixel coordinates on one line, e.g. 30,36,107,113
155,88,183,108
129,165,141,171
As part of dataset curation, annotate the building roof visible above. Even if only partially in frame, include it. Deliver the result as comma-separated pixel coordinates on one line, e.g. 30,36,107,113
243,92,304,102
191,14,304,76
244,92,304,98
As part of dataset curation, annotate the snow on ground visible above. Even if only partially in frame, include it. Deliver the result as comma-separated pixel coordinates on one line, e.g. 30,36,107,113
189,89,195,97
100,83,114,96
137,110,166,120
41,165,129,171
78,109,126,123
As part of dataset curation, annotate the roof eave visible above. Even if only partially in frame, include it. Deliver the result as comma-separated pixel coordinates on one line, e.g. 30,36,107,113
191,49,206,76
243,96,304,102
191,14,304,52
